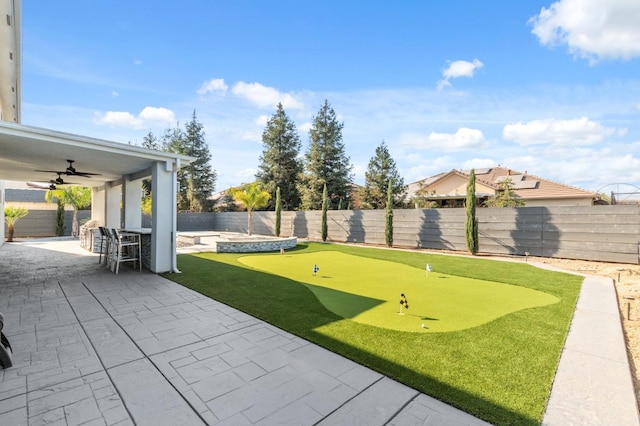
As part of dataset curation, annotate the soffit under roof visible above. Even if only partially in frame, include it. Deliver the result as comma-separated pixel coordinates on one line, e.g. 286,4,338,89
0,121,192,187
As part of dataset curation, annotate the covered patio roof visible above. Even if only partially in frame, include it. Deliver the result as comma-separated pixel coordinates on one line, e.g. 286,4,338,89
0,120,193,273
0,120,191,185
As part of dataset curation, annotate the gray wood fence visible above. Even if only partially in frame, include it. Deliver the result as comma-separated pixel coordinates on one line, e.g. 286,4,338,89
4,210,91,238
210,206,640,264
9,206,639,264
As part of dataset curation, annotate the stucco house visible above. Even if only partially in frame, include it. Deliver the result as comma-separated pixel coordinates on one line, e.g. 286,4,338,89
406,166,603,208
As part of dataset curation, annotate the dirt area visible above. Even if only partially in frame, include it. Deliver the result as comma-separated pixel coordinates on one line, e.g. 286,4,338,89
531,256,640,404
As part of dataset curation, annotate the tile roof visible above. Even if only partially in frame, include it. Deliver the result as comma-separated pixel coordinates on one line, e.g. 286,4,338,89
408,166,599,201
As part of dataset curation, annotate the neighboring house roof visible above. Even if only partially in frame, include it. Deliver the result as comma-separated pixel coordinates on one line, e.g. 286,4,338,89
407,166,600,202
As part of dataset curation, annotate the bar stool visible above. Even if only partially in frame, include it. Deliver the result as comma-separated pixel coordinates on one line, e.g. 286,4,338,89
110,228,142,274
97,226,109,265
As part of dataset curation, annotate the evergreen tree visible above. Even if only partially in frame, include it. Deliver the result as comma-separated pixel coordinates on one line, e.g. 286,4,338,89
141,131,160,151
141,131,159,210
485,178,526,207
360,141,406,209
55,199,65,236
163,111,217,211
275,186,282,237
465,170,479,255
298,100,353,210
385,180,394,247
256,103,303,210
321,184,328,241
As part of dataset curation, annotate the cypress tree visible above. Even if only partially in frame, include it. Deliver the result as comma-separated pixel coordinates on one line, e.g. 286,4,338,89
466,169,479,255
321,184,328,241
275,186,282,237
385,180,394,247
55,199,65,236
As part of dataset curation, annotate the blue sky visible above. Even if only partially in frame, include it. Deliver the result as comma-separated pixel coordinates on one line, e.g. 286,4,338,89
21,0,640,196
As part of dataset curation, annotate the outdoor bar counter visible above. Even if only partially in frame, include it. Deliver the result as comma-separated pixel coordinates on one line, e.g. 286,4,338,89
121,228,152,270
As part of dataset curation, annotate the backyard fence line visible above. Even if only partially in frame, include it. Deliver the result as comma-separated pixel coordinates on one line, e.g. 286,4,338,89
5,210,91,238
209,205,640,264
9,206,639,264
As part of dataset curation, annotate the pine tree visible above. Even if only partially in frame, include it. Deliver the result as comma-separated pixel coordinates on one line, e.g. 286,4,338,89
321,184,328,241
141,131,159,211
256,103,303,210
299,100,353,210
275,186,282,237
385,180,394,247
163,111,217,211
465,170,479,255
360,141,406,209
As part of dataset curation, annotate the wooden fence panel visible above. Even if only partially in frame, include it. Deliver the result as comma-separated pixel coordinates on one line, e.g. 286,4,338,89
204,205,640,264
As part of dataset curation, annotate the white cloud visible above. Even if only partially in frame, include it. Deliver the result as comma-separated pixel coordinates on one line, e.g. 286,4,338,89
231,81,304,110
401,128,488,152
111,91,119,97
94,111,141,128
197,78,229,96
255,115,269,126
503,117,616,146
437,59,483,89
94,106,175,129
133,59,143,65
530,0,640,63
139,106,175,123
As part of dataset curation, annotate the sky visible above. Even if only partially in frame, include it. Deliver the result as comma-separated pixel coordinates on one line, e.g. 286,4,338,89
19,0,640,197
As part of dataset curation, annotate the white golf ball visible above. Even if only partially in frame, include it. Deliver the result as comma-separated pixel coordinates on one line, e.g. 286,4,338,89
421,324,426,328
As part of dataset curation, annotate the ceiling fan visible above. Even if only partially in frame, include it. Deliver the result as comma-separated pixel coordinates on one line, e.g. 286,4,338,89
36,159,101,178
64,159,101,177
28,172,79,190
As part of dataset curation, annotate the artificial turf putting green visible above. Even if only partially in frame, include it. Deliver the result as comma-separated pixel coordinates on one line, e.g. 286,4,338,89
166,242,583,425
238,251,559,333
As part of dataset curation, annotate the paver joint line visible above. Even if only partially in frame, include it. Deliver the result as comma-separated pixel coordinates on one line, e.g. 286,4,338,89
58,280,137,425
384,392,420,425
312,376,384,426
78,280,211,426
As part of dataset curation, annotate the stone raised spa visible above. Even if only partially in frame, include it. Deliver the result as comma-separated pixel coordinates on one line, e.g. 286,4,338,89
177,232,297,253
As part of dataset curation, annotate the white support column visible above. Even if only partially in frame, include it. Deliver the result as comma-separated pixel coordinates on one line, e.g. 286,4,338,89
0,180,5,247
105,182,121,228
150,161,175,273
123,177,143,229
91,186,106,226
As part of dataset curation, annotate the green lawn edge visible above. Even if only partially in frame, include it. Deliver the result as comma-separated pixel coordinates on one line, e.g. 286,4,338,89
163,242,583,425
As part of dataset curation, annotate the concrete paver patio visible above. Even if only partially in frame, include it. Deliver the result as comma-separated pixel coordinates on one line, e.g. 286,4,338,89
1,238,638,425
0,240,490,425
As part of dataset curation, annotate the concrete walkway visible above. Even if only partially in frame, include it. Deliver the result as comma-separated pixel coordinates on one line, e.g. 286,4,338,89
541,269,639,425
0,240,637,425
0,240,488,425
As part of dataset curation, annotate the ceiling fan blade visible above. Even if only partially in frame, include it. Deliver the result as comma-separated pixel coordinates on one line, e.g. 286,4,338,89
65,160,101,177
26,182,51,190
71,171,100,177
